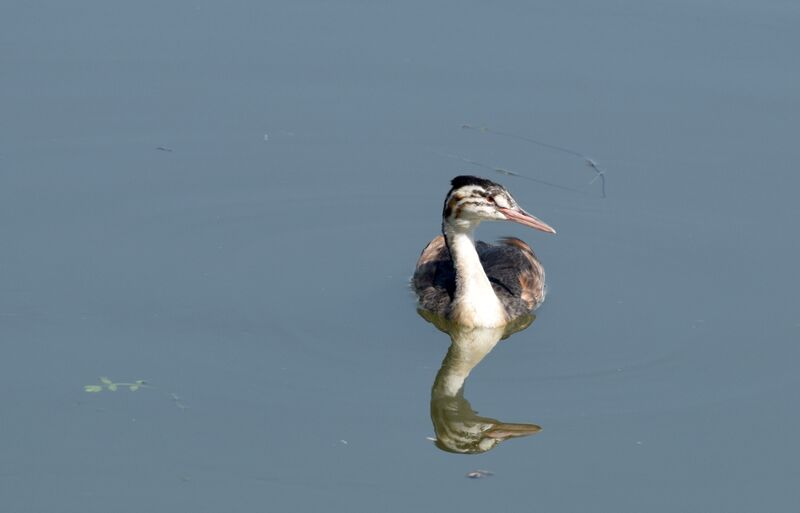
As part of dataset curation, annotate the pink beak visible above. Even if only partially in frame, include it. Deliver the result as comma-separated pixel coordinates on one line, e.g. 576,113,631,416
499,207,557,234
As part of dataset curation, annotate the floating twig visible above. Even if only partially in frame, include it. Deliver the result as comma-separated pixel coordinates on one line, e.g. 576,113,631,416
436,152,589,195
170,393,188,410
462,124,607,198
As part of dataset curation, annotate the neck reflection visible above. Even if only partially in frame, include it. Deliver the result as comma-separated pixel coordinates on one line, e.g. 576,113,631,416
420,311,542,454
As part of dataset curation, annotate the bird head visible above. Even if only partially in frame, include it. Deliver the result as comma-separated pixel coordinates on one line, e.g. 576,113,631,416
442,175,556,234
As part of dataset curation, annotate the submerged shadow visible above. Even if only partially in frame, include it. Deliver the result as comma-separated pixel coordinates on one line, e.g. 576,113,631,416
419,310,542,454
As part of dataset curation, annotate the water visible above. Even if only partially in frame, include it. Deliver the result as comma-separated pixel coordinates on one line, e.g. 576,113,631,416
2,1,799,511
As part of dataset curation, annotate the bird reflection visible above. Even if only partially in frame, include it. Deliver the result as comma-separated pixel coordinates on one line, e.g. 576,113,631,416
420,310,542,454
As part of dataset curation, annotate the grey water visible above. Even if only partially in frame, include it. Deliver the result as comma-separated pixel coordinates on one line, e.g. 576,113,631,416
2,0,799,511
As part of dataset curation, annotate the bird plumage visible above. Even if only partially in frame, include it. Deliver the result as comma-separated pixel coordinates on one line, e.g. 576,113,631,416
413,176,554,327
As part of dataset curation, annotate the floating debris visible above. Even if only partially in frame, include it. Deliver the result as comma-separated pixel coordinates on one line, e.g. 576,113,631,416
170,393,188,410
84,377,148,393
466,469,493,479
155,146,173,152
83,378,188,409
461,123,607,198
437,152,587,195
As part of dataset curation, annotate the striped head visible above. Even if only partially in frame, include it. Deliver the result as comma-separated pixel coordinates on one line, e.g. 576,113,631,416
442,175,556,234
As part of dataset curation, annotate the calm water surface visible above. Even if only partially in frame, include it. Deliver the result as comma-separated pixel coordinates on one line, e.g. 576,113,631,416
2,1,799,511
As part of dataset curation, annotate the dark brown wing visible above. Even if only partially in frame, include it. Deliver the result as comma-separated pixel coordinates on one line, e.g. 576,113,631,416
413,235,456,316
477,237,546,316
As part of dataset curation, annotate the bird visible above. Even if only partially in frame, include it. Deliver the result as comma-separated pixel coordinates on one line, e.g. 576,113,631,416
413,175,556,328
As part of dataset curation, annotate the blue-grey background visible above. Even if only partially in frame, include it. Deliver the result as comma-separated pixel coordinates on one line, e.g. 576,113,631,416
2,1,799,511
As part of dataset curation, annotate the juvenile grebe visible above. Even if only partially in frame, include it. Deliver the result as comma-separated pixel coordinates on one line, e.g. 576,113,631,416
413,176,556,327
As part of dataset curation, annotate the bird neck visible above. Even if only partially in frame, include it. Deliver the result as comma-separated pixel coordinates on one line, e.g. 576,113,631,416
443,222,507,327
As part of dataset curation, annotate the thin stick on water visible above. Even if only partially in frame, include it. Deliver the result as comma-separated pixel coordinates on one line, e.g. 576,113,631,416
436,152,590,195
170,393,188,410
462,124,607,198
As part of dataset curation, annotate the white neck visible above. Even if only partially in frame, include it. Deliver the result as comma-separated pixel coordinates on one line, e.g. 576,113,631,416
444,222,507,327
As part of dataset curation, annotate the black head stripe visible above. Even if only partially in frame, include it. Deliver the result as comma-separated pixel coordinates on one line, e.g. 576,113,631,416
450,175,501,190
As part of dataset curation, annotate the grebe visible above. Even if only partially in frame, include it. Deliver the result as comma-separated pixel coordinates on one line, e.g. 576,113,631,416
413,175,556,328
